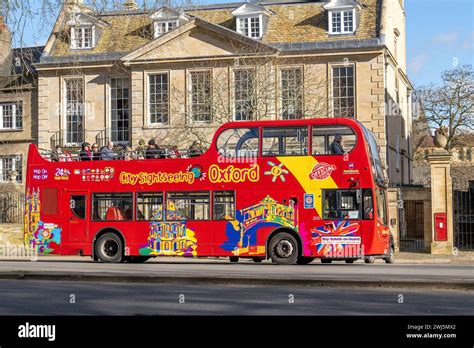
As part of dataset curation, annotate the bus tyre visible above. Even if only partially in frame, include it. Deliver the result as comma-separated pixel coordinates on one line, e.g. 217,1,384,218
95,233,123,263
384,245,395,264
229,256,239,263
321,259,332,264
364,256,375,264
296,257,315,265
269,232,299,265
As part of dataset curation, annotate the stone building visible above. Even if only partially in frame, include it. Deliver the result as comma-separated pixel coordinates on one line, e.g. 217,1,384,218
0,16,43,189
36,0,413,185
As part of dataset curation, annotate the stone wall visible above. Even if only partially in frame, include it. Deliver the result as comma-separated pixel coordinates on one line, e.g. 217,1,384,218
0,223,23,247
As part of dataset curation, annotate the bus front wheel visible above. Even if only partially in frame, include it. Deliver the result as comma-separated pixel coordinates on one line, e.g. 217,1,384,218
269,232,299,265
95,232,123,263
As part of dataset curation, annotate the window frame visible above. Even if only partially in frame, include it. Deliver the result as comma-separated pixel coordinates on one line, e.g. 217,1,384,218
311,125,358,156
322,189,362,220
70,194,86,220
213,191,236,221
233,68,256,121
216,127,260,158
328,9,356,35
188,69,213,124
63,76,85,146
261,126,309,157
166,191,211,221
279,66,304,120
91,192,134,222
147,71,170,126
330,64,356,119
236,15,262,39
109,76,130,144
136,192,164,221
0,155,22,183
71,26,95,50
154,20,178,38
0,102,23,130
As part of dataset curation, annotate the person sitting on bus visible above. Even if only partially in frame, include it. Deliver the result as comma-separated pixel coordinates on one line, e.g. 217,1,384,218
188,141,203,157
169,145,181,159
91,143,100,161
51,145,63,162
145,139,165,159
330,134,344,155
79,142,92,161
100,141,118,160
135,139,146,159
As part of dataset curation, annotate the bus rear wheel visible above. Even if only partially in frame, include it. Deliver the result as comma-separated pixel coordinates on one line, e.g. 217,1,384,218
95,232,123,263
269,232,299,265
296,257,315,265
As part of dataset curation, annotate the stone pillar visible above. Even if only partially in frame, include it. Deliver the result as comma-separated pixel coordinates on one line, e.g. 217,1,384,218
427,149,453,254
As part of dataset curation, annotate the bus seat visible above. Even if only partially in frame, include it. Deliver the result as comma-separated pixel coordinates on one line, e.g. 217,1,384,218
106,207,124,220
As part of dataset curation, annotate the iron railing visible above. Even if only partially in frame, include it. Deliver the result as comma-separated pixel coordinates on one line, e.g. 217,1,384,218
0,192,24,224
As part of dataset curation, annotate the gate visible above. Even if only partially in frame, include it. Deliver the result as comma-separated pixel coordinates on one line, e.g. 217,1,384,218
399,200,425,252
453,180,474,250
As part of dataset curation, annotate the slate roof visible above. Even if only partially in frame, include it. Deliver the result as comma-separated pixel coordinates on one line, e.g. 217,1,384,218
44,0,380,61
0,46,44,90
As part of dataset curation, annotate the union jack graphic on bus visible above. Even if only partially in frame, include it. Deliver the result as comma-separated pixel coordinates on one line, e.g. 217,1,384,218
311,220,360,255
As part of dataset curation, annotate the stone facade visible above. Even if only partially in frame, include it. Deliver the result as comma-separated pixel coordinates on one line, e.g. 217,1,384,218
36,0,413,186
0,16,43,191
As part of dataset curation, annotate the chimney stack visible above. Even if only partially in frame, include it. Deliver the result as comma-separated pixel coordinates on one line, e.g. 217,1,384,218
0,16,12,67
123,1,139,11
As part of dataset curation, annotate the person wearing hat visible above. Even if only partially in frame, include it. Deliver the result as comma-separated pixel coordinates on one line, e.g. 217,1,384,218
145,139,164,159
330,134,344,155
79,142,93,161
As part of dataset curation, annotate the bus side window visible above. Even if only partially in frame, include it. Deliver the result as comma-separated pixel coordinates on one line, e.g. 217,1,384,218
312,126,356,155
71,195,86,219
216,128,259,158
136,192,163,221
362,189,374,220
262,127,308,156
213,191,235,220
92,193,133,221
323,189,361,219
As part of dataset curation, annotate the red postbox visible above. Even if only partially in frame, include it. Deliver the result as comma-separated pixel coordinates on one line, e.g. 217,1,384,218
434,213,447,241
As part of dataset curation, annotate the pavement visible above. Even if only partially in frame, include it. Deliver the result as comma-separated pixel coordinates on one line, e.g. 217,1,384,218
0,254,472,290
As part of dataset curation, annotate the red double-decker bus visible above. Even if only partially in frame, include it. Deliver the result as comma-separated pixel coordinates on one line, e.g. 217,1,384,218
24,118,394,265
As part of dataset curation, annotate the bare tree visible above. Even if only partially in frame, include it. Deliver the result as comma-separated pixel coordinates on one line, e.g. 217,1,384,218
418,65,474,148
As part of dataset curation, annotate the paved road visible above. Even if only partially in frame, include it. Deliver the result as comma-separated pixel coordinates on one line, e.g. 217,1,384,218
0,257,472,288
0,279,472,315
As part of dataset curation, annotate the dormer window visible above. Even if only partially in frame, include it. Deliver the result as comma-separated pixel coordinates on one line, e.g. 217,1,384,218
154,20,178,37
150,7,190,39
232,3,272,40
67,12,108,50
323,0,360,35
237,17,261,39
71,26,94,49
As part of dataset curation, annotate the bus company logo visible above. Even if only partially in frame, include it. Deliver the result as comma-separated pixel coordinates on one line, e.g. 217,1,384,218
187,165,207,181
119,171,195,186
208,164,259,184
54,168,70,180
309,163,336,180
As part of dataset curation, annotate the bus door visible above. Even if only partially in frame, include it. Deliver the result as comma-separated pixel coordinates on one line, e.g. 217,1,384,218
67,191,89,242
317,188,363,259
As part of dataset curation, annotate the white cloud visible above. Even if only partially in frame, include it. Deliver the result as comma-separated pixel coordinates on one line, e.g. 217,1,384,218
409,54,430,74
432,32,459,44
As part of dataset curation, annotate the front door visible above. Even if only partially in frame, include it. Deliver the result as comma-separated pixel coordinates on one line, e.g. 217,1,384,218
67,192,88,242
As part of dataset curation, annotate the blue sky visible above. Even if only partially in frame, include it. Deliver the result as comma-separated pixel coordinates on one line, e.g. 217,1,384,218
9,0,474,88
